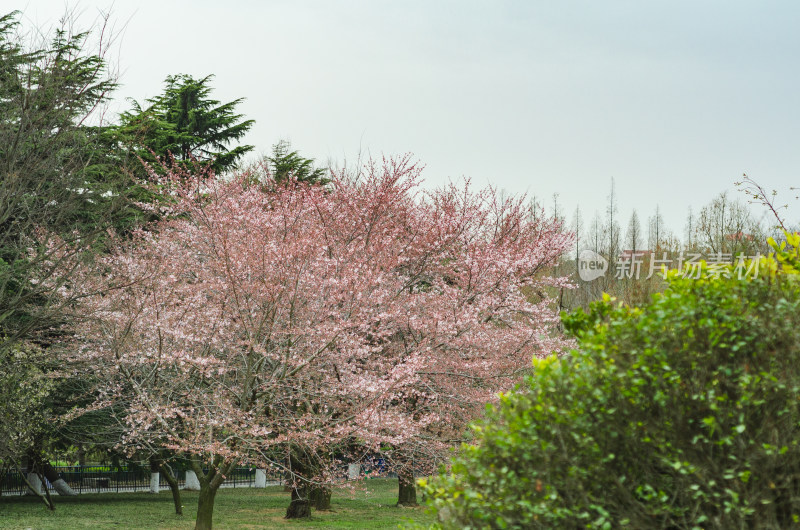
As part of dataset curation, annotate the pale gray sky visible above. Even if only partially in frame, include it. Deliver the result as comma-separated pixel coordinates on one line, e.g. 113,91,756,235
20,0,800,237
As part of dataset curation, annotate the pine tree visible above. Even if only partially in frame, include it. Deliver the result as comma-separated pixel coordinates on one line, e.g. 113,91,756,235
0,9,126,341
268,140,329,185
120,74,254,173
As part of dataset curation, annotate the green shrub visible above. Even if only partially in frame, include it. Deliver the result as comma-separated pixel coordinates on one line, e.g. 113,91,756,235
420,241,800,529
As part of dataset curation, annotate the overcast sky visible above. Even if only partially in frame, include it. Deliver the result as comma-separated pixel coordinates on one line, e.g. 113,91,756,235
20,0,800,237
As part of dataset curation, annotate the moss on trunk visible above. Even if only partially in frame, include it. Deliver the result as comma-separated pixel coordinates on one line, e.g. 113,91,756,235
194,483,217,530
285,486,311,519
397,470,417,507
310,485,332,511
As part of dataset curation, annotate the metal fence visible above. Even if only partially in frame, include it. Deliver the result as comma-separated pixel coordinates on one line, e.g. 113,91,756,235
1,465,263,496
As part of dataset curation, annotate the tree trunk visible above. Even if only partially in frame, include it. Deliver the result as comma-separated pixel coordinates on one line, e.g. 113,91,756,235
18,464,55,510
190,457,234,530
42,462,77,496
160,463,183,515
185,470,201,491
38,471,56,511
397,470,418,506
285,485,311,519
25,471,43,496
194,484,218,530
310,485,332,511
285,451,312,519
21,452,56,510
149,473,160,493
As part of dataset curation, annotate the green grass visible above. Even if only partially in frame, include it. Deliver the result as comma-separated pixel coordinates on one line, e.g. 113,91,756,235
0,479,433,529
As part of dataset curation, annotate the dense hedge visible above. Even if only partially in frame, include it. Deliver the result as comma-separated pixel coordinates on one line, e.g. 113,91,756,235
421,239,800,529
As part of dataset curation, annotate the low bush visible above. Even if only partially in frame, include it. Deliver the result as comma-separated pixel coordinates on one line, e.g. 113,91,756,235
421,236,800,529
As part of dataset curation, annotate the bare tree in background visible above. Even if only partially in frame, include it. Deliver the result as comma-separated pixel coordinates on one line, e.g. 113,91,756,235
694,192,766,256
626,210,643,254
648,205,665,251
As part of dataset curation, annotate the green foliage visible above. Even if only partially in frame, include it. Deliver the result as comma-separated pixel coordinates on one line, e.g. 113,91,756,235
0,10,141,341
268,140,329,186
768,231,800,275
119,74,254,174
0,341,54,461
420,238,800,529
0,11,152,476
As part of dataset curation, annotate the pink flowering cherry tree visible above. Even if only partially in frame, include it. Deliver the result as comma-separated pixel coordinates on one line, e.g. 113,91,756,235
345,180,573,505
70,155,571,528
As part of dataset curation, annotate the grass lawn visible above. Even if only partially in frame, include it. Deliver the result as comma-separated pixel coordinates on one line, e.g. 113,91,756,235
0,478,433,529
